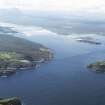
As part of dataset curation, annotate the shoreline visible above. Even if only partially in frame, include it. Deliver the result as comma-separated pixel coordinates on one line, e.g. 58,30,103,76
0,56,53,77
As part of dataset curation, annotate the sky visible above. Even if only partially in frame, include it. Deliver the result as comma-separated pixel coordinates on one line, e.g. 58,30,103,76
0,0,105,13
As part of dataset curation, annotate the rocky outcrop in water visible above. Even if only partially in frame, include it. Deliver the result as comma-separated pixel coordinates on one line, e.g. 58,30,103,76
0,97,21,105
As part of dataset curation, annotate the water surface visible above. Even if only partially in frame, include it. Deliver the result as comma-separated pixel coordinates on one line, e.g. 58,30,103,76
0,23,105,105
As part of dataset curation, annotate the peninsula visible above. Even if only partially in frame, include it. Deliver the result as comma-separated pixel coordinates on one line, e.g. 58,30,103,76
0,34,53,77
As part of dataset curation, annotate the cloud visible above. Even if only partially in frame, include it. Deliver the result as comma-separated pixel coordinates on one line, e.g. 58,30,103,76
0,0,105,13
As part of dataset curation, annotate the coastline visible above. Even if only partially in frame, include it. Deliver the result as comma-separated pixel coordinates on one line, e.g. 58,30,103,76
0,52,53,77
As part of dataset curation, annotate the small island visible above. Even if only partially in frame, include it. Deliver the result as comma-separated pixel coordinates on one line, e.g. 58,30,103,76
0,97,21,105
87,61,105,73
75,36,101,45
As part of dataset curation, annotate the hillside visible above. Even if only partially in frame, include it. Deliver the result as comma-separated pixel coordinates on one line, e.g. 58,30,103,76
0,34,52,61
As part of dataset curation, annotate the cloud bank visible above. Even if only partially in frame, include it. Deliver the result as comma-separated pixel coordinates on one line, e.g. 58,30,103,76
0,0,105,13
